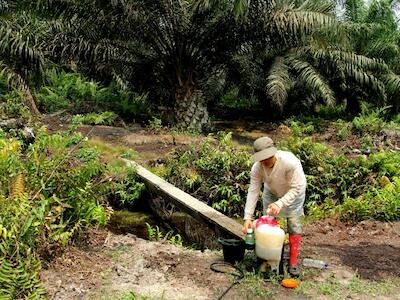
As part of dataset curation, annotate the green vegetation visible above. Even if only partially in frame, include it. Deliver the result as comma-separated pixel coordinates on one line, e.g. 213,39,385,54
296,272,400,299
36,70,150,119
0,128,144,298
145,223,183,246
72,112,118,126
164,132,252,218
280,136,399,221
0,90,30,120
162,118,399,222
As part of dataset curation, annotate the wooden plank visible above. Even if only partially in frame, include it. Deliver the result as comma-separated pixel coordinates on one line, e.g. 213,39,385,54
124,159,244,240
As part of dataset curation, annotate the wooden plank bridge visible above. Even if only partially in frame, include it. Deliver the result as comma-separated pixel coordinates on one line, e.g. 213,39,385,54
124,159,244,240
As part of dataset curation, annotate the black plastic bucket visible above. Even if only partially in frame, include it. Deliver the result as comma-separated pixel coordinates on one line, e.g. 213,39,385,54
218,238,245,264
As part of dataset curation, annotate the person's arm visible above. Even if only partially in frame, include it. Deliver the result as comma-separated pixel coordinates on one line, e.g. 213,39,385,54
243,163,262,220
274,163,306,210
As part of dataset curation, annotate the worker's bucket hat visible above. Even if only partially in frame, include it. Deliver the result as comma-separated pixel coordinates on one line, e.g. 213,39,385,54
251,136,277,163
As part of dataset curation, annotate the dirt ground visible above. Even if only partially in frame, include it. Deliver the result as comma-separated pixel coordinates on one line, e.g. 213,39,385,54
41,219,400,300
303,219,400,280
41,229,234,300
40,118,400,299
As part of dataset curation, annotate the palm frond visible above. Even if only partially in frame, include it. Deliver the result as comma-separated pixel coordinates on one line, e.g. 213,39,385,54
266,56,291,108
331,50,388,72
343,63,386,96
0,12,46,75
344,0,366,22
193,0,252,17
0,0,9,13
298,0,335,15
271,5,336,40
287,57,335,105
381,72,400,96
363,32,400,60
299,47,387,72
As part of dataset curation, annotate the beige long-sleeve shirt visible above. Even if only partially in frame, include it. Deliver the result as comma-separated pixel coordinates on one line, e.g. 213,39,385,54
244,150,307,220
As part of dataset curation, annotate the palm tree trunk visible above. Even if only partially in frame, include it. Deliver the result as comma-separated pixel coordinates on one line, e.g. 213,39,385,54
24,88,41,116
174,85,209,131
17,73,41,116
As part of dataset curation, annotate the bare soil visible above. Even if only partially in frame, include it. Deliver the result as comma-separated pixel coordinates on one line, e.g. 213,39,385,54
41,118,400,299
41,220,400,300
42,229,233,300
303,219,400,280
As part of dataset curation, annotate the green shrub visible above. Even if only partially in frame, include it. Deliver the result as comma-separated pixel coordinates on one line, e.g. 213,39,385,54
36,69,100,112
36,69,150,118
305,198,337,220
148,116,163,132
164,132,252,217
72,111,118,126
352,102,389,134
338,177,400,222
163,132,400,222
145,223,183,246
316,103,348,120
217,87,258,110
112,168,145,209
0,255,46,299
0,127,136,297
368,151,400,177
334,119,351,140
279,136,331,175
285,119,316,136
0,90,30,120
279,136,400,221
286,136,400,221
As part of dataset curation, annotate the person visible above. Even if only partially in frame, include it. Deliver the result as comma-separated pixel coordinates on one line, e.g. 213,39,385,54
242,136,307,276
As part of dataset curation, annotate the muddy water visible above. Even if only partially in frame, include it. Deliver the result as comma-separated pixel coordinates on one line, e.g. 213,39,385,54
107,209,160,239
108,205,221,250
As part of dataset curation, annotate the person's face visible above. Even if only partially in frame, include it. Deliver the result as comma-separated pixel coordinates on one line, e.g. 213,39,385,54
261,156,276,169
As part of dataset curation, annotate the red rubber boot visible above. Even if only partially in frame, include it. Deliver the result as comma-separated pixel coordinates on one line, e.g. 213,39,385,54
289,234,302,277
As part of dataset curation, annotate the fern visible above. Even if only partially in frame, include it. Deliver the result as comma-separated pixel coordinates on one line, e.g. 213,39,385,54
10,173,25,199
0,128,118,298
145,223,183,245
0,255,46,299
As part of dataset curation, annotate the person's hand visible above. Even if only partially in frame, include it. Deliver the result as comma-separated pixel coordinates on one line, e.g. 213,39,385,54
242,219,253,234
267,202,281,215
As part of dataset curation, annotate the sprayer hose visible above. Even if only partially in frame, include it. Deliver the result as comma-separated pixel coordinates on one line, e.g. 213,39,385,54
210,262,244,300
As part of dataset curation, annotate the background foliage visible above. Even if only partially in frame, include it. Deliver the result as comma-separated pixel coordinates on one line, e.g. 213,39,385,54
163,122,399,222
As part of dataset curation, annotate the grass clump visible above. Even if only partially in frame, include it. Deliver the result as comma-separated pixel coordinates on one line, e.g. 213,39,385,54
296,273,400,299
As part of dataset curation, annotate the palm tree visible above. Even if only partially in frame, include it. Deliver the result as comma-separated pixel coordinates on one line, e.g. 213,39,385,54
341,0,400,112
0,1,48,116
39,0,243,131
225,0,397,114
42,0,400,125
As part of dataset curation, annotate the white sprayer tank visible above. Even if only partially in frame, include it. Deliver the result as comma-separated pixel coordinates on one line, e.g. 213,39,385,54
254,216,285,270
